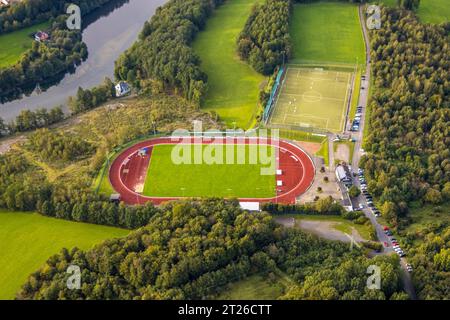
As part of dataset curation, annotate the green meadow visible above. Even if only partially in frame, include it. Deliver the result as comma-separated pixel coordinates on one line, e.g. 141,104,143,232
290,2,365,65
0,211,128,299
0,22,50,68
193,0,265,129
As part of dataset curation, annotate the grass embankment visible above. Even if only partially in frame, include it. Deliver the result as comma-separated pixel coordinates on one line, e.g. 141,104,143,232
0,210,128,299
416,0,449,24
0,22,50,68
193,0,265,129
334,140,356,164
278,129,326,144
290,2,365,65
315,140,329,167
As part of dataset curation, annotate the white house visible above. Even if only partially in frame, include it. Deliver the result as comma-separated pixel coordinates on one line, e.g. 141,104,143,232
115,81,131,97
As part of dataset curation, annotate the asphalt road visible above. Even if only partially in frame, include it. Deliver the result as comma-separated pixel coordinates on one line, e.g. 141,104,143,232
347,5,417,299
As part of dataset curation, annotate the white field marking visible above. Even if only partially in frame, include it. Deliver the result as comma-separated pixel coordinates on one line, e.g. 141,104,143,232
115,140,313,201
282,93,344,102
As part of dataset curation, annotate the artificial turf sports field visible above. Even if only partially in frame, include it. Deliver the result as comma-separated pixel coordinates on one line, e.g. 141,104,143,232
193,0,265,129
268,67,352,133
0,211,128,299
142,144,276,198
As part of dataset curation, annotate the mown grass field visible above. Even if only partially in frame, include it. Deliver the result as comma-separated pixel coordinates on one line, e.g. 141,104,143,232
215,274,285,300
0,211,128,299
193,0,265,129
416,0,449,24
290,2,365,65
378,0,449,24
269,67,351,133
143,144,276,198
315,140,329,167
0,22,50,68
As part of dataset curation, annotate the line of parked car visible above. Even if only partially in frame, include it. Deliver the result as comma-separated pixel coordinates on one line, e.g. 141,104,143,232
351,106,363,131
383,226,410,263
357,167,413,273
357,169,381,217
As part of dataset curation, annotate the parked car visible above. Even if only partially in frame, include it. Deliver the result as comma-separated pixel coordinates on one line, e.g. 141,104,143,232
406,264,413,272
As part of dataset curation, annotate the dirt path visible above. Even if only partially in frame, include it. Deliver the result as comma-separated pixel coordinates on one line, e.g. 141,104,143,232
299,220,364,242
275,217,364,243
335,143,350,163
0,135,25,155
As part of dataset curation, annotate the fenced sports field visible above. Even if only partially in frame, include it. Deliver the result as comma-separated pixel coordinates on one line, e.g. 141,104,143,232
267,66,353,133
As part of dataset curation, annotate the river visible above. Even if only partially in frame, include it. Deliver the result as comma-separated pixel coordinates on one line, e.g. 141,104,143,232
0,0,167,121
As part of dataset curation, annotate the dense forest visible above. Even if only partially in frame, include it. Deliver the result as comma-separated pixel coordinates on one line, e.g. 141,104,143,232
17,198,407,300
0,0,121,34
237,0,292,75
115,0,225,105
0,0,121,102
361,6,449,299
0,93,220,229
361,7,449,225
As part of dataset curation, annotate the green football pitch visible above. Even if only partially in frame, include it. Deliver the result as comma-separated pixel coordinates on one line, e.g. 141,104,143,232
268,67,352,133
290,2,365,65
143,144,276,198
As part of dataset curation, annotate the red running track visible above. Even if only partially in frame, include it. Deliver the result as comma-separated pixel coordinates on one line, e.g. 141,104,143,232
109,137,315,205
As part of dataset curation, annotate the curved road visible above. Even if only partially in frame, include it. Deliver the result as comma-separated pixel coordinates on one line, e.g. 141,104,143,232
352,5,416,299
